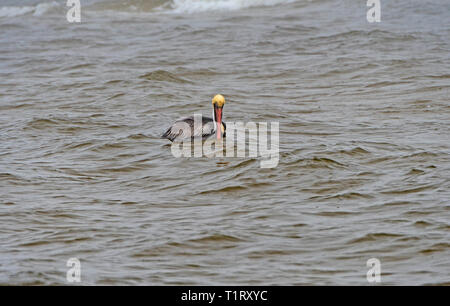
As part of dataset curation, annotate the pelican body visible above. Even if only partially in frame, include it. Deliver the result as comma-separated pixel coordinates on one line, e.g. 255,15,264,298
162,94,226,142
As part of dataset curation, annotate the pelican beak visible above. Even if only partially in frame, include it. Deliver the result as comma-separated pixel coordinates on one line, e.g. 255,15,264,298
214,104,223,140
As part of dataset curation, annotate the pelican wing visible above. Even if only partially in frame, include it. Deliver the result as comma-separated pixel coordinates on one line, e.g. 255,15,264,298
161,116,215,142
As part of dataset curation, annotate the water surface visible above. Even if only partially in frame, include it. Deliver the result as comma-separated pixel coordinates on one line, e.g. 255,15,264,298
0,0,449,285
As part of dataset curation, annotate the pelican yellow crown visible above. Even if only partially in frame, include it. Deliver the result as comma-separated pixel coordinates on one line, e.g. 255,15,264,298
212,94,225,107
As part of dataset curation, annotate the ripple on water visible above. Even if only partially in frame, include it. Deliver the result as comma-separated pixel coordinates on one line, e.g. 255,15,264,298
139,70,193,84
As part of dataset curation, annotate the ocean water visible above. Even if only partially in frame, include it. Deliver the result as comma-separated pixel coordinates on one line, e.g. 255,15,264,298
0,0,449,285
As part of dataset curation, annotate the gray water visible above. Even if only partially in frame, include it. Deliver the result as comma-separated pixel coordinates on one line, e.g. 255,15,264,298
0,0,449,285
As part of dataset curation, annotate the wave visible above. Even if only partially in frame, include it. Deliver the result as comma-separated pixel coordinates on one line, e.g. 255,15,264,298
169,0,299,13
0,1,59,18
0,0,299,17
90,0,299,14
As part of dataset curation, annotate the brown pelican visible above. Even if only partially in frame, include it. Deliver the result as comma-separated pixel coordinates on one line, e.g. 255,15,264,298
162,94,226,142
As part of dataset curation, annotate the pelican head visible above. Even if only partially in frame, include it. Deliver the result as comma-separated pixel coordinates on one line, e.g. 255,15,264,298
212,94,225,139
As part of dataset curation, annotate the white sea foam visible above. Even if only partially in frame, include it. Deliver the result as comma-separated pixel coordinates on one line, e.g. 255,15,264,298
0,1,59,18
170,0,298,13
0,0,297,18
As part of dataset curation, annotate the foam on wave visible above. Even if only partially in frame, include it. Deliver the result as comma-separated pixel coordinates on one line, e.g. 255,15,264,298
0,1,59,18
0,0,298,18
170,0,298,13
